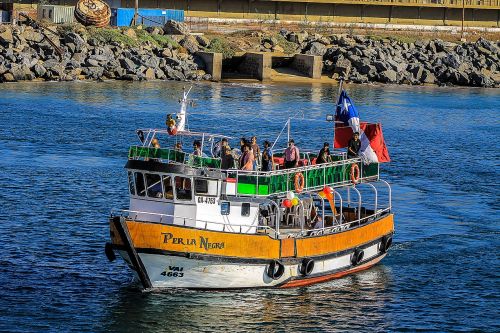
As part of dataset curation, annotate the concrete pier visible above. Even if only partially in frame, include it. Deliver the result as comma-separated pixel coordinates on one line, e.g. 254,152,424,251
291,55,323,79
237,52,272,81
196,51,222,81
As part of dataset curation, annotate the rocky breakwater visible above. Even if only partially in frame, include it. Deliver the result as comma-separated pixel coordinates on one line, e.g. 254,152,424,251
262,30,500,88
0,21,212,82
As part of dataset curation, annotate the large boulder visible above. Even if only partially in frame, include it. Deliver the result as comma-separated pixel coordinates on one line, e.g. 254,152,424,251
287,31,308,44
180,35,199,54
22,29,44,43
0,26,14,44
64,32,86,52
164,20,190,35
379,70,398,83
306,42,328,56
333,58,352,78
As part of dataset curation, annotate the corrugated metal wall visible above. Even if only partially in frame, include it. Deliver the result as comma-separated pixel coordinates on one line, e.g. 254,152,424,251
37,5,74,24
111,8,184,27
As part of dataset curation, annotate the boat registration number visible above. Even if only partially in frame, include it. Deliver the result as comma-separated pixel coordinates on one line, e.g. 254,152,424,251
197,196,216,204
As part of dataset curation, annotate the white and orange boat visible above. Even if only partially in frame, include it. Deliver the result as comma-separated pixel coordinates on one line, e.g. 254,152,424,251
105,87,394,289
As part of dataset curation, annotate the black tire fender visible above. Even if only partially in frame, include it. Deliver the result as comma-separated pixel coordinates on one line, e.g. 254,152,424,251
299,258,315,276
351,248,364,266
105,242,116,262
266,260,285,280
380,236,393,253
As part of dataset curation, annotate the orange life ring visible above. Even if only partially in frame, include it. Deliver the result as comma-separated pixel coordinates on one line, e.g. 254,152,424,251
294,172,305,193
350,163,360,184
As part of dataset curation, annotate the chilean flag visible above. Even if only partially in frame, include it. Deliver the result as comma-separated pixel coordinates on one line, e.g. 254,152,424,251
335,90,390,164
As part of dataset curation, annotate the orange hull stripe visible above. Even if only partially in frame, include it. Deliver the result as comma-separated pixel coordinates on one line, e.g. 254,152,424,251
295,214,394,257
114,214,394,260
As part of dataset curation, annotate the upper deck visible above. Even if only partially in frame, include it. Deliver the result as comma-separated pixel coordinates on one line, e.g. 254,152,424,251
128,144,379,197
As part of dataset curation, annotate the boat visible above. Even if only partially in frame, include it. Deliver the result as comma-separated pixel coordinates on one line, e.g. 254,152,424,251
105,86,394,289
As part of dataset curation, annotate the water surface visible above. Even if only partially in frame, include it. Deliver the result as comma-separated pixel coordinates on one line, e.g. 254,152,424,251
0,81,498,332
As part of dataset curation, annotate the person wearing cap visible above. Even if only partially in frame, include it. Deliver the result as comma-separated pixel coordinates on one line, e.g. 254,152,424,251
316,142,332,164
261,140,273,171
284,139,300,169
347,132,361,158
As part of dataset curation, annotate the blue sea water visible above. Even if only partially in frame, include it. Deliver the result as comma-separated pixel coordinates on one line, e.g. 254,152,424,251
0,81,498,332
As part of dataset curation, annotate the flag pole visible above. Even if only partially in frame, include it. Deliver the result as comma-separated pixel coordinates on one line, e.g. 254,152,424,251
333,77,344,152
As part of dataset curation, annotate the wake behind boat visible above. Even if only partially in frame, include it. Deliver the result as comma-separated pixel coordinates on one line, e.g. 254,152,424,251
105,85,394,289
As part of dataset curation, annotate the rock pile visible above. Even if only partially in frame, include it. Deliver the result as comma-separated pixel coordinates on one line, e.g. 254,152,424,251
0,22,211,82
268,30,500,87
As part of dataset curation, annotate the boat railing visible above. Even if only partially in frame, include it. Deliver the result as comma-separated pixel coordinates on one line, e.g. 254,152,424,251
128,145,380,197
110,209,275,234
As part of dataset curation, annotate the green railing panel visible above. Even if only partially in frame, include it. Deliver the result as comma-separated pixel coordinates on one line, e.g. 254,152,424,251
237,183,256,195
362,163,379,178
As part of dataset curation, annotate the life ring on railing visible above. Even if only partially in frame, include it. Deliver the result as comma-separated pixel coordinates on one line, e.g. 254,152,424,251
294,172,305,193
266,260,285,280
299,258,315,276
350,163,360,184
351,248,364,266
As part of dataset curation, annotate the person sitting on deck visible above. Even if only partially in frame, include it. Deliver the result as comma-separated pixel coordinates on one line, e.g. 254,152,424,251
220,138,234,170
174,142,183,151
261,140,273,172
193,140,202,156
316,142,332,164
151,138,161,149
347,132,361,158
284,139,300,169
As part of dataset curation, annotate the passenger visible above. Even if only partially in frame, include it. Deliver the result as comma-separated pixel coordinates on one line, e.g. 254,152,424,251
284,139,300,169
174,142,183,151
239,144,254,171
151,138,161,149
347,132,361,158
220,138,234,170
251,136,261,169
193,140,202,156
166,114,176,129
240,137,247,153
247,143,256,171
261,140,273,172
316,142,332,164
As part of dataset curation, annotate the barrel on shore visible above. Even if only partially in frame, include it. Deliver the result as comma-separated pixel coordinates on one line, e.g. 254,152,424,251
74,0,110,28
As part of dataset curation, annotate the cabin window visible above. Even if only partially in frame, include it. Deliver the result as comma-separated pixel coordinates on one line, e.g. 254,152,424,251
162,175,173,200
241,203,250,217
194,179,218,196
135,172,146,197
49,10,53,19
146,173,162,198
127,171,135,195
175,176,192,201
221,202,230,215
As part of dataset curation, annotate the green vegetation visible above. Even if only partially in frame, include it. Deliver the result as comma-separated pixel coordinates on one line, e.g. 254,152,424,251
273,34,298,54
88,27,137,46
206,37,236,59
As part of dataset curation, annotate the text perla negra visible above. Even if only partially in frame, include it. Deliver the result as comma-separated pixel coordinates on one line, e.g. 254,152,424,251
161,232,225,250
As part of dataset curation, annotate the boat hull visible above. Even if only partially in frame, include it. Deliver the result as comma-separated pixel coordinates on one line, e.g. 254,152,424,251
110,214,394,289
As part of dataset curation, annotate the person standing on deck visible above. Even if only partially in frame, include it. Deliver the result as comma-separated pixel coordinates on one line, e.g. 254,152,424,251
239,144,253,171
251,136,261,170
220,138,234,170
347,132,361,158
193,140,202,156
261,140,273,172
284,139,300,169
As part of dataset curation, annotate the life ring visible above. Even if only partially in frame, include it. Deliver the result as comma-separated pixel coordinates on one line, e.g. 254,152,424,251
350,163,360,184
167,127,177,136
380,236,393,253
266,260,285,280
299,258,314,276
351,248,364,266
294,172,305,193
